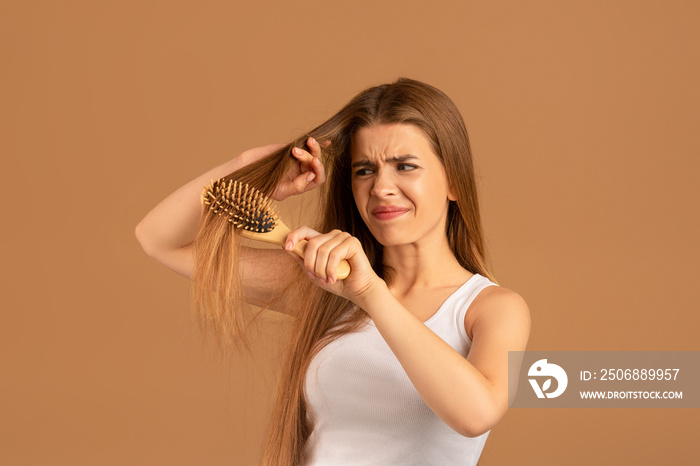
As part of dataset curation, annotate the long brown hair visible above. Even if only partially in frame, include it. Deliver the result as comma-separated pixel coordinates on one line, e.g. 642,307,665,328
190,78,494,465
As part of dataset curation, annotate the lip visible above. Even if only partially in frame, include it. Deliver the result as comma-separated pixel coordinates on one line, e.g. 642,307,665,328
371,205,410,220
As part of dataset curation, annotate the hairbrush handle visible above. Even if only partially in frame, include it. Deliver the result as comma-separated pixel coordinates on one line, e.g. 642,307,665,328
240,221,351,280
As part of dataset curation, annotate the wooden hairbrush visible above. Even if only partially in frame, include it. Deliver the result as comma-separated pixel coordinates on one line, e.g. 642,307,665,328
201,178,351,280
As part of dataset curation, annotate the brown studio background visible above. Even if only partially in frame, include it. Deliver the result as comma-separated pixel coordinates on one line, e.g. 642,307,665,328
2,1,698,465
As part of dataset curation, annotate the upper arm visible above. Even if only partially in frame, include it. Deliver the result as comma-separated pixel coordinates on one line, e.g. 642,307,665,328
464,286,531,429
135,225,196,280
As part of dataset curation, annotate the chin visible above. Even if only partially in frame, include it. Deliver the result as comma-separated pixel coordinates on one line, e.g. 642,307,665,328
364,221,417,248
371,233,411,248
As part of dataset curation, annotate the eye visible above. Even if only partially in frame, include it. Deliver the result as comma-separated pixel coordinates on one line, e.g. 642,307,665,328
397,163,418,171
354,168,374,176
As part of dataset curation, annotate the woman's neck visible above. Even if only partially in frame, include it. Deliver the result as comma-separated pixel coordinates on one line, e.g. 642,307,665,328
381,238,470,295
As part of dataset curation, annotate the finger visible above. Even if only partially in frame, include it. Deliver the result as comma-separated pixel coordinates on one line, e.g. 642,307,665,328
292,145,320,176
309,230,347,281
307,141,326,185
307,137,322,158
291,146,325,189
307,157,325,186
303,230,345,283
291,146,315,164
285,226,321,256
324,233,354,284
307,136,331,149
290,170,317,194
303,232,327,281
293,140,323,171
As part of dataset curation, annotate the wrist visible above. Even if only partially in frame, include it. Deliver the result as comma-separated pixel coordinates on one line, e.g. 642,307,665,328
352,277,391,314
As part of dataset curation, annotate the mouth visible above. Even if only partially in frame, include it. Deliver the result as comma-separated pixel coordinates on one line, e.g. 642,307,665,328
371,206,410,221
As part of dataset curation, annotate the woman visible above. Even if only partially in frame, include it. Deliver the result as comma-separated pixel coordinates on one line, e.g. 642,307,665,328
136,78,530,465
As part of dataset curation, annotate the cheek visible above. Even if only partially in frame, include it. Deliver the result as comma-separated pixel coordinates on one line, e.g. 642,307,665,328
351,183,367,214
415,178,450,212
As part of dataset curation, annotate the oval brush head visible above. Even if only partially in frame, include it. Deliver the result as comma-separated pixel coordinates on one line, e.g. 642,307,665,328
201,179,278,233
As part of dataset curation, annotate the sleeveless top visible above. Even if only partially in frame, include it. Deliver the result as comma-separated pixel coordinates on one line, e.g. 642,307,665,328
303,273,498,465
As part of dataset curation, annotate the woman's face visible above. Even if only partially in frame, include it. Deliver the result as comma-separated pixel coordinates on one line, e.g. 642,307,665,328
350,123,456,248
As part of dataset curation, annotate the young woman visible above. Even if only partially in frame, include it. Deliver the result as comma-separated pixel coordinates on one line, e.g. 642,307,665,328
136,78,530,465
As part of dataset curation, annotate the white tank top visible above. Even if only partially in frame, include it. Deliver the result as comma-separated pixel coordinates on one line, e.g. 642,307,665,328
303,273,497,465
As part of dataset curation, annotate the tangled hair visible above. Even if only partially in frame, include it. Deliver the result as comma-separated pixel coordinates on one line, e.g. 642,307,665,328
190,77,494,465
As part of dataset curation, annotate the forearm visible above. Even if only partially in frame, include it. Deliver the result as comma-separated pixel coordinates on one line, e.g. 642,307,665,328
357,285,500,437
135,152,251,253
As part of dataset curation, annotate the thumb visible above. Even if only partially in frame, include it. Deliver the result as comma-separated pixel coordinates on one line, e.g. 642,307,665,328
293,171,316,193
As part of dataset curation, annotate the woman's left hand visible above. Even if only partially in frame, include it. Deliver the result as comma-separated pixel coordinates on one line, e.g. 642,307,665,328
284,226,386,306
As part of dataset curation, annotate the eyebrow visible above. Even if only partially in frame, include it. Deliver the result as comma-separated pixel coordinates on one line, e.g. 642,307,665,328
351,155,418,168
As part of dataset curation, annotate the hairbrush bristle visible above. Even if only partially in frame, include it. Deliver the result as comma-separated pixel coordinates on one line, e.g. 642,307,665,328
201,179,278,233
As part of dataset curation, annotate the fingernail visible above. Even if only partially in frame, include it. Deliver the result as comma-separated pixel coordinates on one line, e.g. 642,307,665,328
306,172,316,182
293,147,301,155
307,272,315,279
285,240,292,250
310,137,317,146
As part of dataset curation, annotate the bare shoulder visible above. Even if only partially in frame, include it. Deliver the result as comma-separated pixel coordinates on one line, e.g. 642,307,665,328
465,285,531,343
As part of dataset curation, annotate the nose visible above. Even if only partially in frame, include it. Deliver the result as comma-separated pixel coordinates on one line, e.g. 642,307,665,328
370,167,398,198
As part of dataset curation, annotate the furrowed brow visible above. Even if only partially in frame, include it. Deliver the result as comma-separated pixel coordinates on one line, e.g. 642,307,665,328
386,155,418,163
351,155,418,168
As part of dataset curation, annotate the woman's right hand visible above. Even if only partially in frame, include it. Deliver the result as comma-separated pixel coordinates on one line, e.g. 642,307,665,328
274,136,327,201
244,137,327,201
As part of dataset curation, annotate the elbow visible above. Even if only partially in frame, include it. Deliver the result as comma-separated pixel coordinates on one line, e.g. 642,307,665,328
454,404,504,438
134,222,142,241
134,222,154,256
134,222,145,246
457,421,493,438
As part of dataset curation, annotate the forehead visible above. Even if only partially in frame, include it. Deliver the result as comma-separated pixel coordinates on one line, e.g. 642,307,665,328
350,123,435,161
